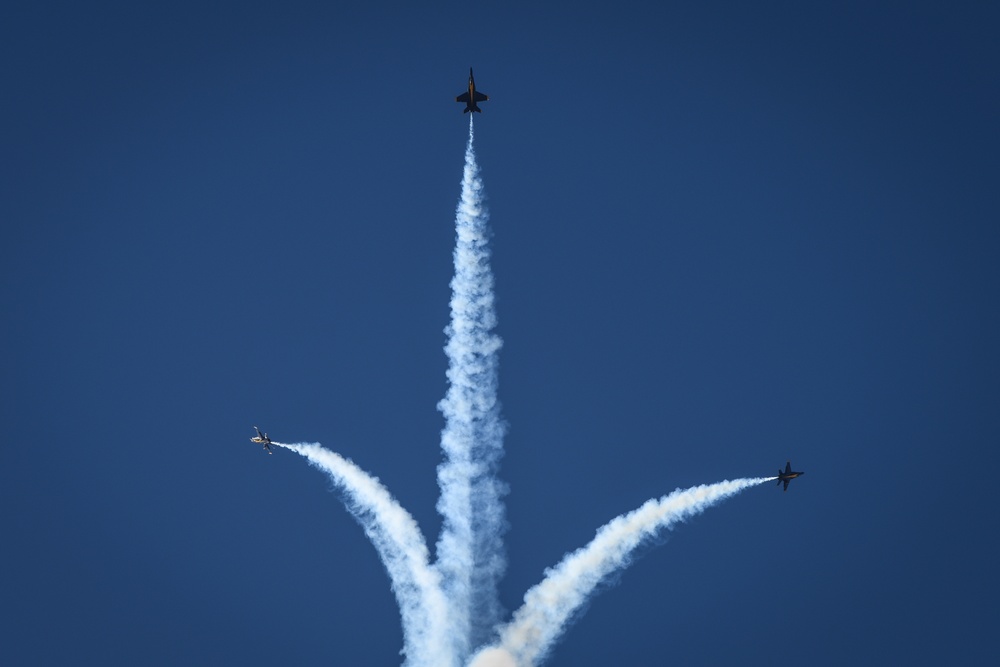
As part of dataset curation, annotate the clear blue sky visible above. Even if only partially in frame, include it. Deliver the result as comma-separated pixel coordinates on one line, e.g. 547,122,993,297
3,1,998,665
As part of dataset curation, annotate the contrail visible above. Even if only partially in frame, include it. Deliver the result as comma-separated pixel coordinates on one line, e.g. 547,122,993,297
469,477,777,667
272,442,455,667
435,115,508,660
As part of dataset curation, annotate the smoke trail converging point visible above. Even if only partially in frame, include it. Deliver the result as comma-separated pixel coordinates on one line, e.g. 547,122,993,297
436,113,508,661
466,647,519,667
272,442,454,667
482,477,777,667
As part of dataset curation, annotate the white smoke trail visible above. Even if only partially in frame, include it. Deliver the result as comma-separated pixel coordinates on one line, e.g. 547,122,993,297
272,442,455,667
470,477,777,667
435,115,508,660
265,117,776,667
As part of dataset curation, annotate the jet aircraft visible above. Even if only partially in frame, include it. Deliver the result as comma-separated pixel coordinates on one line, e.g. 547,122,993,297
251,426,273,454
456,67,488,113
776,461,804,491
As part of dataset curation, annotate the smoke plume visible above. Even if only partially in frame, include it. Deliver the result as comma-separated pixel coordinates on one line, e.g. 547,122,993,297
263,115,781,667
435,115,508,661
272,442,455,667
478,477,777,667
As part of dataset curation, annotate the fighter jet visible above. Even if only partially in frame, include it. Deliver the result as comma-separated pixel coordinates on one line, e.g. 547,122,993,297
776,461,804,491
250,426,273,454
456,67,488,113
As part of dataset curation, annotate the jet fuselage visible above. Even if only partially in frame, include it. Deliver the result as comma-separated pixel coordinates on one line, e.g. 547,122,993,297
456,67,488,113
777,461,804,491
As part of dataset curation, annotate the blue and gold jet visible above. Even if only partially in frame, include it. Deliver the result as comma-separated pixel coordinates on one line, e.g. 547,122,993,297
250,426,273,454
456,68,488,113
777,461,804,491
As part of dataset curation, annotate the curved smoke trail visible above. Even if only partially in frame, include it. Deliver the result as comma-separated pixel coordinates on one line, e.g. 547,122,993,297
272,442,454,667
470,477,777,667
435,115,508,661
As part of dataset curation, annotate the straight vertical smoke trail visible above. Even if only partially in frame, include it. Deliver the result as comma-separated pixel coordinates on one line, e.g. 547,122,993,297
272,442,455,667
473,477,777,667
435,114,508,660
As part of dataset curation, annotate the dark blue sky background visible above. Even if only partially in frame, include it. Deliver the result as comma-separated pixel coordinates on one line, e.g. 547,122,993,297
3,1,998,665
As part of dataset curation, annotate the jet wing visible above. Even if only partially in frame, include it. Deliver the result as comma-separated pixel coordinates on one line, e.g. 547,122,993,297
783,478,790,492
473,91,488,102
456,92,470,103
785,461,792,474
